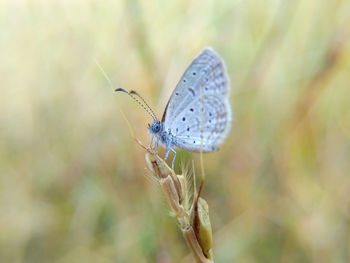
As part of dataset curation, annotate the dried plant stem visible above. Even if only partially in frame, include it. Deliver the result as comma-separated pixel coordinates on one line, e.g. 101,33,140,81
183,227,212,263
141,145,214,263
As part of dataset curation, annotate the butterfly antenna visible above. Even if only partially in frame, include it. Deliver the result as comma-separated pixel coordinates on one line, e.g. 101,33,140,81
129,90,159,121
115,88,157,121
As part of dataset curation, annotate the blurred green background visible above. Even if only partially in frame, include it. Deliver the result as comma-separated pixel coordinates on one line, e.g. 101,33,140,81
1,0,350,262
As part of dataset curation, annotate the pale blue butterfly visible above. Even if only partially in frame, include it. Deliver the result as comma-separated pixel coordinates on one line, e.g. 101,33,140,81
116,47,232,168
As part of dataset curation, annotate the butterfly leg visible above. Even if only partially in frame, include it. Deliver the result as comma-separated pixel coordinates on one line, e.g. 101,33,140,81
156,140,159,153
150,135,154,149
164,147,176,169
155,137,160,153
164,148,170,160
170,148,176,169
150,135,159,153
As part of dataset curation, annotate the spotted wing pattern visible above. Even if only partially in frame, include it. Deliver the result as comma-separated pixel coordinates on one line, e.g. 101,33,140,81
163,47,232,151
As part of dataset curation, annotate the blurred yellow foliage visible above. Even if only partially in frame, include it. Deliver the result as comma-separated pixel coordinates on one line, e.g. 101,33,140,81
1,0,350,262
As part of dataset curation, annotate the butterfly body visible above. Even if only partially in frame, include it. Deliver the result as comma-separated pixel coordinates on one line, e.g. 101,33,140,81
149,119,220,153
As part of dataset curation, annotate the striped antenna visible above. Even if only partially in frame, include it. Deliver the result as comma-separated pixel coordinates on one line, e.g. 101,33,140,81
115,88,158,121
129,90,159,121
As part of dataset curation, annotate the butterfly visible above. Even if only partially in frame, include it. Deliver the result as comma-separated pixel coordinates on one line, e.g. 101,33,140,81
116,47,232,168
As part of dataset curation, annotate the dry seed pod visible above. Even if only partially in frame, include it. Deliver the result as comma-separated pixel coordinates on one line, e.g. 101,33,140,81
145,152,214,263
145,153,182,196
159,175,184,217
183,226,213,263
145,152,172,179
194,197,213,260
145,153,185,217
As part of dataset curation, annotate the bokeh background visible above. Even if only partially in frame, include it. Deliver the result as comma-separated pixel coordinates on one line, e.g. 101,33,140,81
1,0,350,262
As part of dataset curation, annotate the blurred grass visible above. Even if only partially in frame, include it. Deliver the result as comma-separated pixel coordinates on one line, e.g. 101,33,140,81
1,0,350,262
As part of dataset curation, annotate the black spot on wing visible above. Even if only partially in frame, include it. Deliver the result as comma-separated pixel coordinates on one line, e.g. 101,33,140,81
188,88,195,96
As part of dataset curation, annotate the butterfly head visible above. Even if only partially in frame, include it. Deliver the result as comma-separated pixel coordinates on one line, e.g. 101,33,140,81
148,120,163,135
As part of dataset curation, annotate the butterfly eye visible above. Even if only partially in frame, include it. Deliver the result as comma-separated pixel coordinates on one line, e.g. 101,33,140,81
152,123,161,133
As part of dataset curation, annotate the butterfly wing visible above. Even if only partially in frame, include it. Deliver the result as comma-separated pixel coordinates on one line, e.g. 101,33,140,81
163,47,232,152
